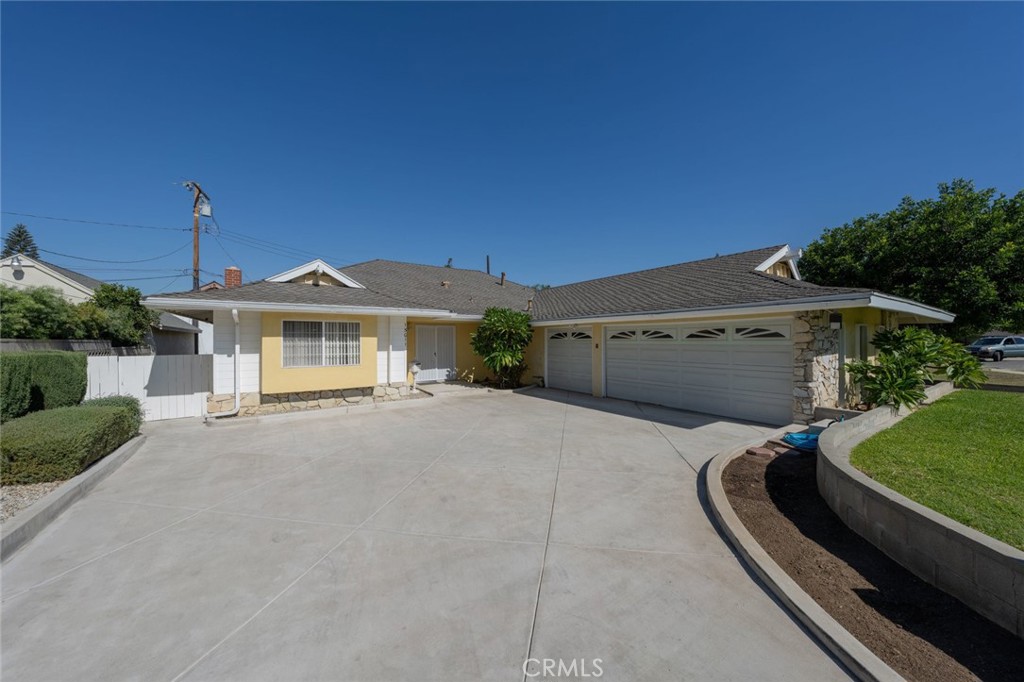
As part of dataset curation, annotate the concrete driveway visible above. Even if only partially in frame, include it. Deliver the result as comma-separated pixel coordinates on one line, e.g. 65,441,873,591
1,389,849,681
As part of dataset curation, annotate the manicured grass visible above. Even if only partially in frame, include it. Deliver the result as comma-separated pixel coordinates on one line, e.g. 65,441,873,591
851,390,1024,550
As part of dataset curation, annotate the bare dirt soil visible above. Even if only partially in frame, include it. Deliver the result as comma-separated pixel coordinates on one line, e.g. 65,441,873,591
722,450,1024,682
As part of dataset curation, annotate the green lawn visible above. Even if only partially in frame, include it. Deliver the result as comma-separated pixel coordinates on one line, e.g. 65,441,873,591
851,390,1024,550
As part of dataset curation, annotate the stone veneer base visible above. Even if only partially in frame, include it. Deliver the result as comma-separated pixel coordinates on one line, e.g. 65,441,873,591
207,385,412,417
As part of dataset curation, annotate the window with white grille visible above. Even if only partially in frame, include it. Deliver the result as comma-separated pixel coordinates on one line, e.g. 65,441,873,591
283,321,360,367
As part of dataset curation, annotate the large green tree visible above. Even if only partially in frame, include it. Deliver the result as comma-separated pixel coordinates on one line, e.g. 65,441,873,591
91,283,159,346
800,180,1024,339
2,224,40,258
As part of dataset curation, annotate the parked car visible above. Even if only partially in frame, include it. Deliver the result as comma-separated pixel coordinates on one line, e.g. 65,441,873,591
965,335,1024,361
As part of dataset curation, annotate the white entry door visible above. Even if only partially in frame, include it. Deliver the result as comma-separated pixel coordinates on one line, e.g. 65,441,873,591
546,327,593,394
604,321,793,425
415,325,456,383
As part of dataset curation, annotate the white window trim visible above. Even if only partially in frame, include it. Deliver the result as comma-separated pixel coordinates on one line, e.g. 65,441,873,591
281,319,361,368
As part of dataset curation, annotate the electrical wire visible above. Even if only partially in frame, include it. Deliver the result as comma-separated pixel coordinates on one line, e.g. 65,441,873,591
2,211,191,232
103,275,190,282
153,275,188,294
45,265,186,273
39,241,193,264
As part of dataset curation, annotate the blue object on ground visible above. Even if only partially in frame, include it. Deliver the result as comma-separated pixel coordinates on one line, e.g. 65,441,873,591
782,432,819,452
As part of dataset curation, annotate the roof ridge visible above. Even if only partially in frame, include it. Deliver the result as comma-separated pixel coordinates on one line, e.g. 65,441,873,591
538,244,787,293
343,258,535,291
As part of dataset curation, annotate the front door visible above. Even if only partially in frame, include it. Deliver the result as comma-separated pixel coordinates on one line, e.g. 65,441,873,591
415,325,456,382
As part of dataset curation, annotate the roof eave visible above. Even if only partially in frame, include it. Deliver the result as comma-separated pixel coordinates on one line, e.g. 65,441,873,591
532,292,955,326
142,296,457,318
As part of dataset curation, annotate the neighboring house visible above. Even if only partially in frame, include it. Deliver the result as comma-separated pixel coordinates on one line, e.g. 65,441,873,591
144,245,953,425
0,252,211,355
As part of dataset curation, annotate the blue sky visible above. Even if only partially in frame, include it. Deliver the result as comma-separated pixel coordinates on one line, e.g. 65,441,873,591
3,2,1022,293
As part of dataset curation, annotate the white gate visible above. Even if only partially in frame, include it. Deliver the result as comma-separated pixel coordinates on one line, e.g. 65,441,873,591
87,355,212,421
415,325,456,383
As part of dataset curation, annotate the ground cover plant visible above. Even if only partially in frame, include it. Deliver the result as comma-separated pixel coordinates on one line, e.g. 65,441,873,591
851,390,1024,550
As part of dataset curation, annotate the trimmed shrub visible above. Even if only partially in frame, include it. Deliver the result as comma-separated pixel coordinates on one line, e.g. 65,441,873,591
0,353,33,422
81,396,145,434
27,351,88,412
1,405,138,485
470,307,535,388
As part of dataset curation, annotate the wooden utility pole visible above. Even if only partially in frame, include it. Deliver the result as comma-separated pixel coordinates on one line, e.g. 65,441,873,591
187,181,210,291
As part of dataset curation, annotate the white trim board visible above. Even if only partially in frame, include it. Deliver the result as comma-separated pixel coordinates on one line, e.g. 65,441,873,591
531,293,954,326
266,259,366,288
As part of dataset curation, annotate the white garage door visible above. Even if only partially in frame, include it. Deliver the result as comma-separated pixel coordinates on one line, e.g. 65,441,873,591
605,322,793,425
546,328,593,394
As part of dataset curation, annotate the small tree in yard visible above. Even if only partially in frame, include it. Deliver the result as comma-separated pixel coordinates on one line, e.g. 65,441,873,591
846,327,986,412
470,307,534,389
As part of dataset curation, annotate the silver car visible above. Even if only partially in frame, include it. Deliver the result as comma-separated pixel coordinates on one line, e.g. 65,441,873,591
965,335,1024,362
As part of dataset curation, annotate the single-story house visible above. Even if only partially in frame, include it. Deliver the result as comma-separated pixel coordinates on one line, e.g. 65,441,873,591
0,252,212,354
143,244,953,424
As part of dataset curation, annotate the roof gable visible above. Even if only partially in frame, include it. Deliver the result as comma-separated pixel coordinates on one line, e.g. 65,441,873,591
266,259,365,288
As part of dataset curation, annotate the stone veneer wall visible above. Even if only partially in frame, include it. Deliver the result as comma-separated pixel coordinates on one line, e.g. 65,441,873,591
207,385,411,417
792,311,841,424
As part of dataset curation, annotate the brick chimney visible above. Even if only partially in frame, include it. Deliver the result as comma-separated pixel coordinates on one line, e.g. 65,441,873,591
224,266,242,288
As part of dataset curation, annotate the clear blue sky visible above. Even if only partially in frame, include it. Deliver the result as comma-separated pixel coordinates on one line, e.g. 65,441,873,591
3,2,1022,294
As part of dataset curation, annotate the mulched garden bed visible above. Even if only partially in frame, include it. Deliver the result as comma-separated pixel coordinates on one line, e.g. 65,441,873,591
722,448,1024,682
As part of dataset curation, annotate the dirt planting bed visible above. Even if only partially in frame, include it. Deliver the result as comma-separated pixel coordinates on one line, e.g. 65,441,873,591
722,448,1024,682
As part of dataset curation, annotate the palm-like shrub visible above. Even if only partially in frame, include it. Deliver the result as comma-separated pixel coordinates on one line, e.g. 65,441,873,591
846,327,985,412
470,307,534,389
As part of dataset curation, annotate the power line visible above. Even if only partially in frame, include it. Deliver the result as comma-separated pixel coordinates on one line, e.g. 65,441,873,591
154,275,188,294
38,241,193,264
103,275,190,282
46,266,186,273
2,211,191,232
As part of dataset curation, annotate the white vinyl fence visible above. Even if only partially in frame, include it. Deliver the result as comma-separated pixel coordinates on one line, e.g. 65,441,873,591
87,355,212,421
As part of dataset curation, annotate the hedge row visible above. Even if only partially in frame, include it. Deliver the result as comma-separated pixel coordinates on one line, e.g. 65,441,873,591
1,398,141,485
0,351,87,422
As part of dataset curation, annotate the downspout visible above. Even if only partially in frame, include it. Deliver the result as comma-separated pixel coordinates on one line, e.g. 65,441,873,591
207,308,241,419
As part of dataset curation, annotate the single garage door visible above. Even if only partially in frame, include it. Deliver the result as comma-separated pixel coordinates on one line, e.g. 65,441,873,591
546,328,593,394
605,321,793,425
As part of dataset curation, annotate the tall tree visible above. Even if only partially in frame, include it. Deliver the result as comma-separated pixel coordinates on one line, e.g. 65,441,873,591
90,284,159,346
800,180,1024,339
2,224,40,258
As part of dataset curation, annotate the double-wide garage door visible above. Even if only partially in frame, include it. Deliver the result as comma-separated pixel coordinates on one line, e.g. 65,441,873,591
546,321,794,425
605,322,793,425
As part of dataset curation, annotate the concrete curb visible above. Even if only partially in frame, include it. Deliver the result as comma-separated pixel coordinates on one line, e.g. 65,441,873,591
2,435,147,562
705,437,904,682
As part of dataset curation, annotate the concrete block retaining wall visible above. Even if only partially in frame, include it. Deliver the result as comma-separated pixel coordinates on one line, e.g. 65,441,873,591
817,383,1024,638
207,385,411,417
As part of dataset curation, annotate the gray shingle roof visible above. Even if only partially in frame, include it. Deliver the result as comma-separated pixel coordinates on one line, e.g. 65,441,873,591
38,259,104,291
151,280,428,309
340,260,535,315
531,246,869,321
155,312,201,334
149,246,873,320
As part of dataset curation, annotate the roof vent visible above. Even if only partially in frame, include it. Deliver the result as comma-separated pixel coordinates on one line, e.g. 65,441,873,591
441,280,451,288
500,272,506,287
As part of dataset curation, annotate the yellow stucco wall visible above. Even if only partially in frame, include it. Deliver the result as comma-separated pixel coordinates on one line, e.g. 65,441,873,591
522,332,545,386
260,312,378,394
841,308,885,362
406,320,494,383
